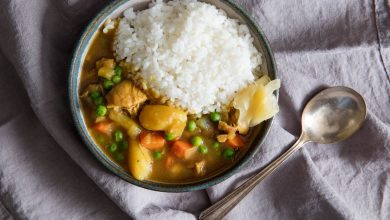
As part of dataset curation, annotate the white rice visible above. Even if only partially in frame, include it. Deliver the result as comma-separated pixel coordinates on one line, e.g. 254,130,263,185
113,0,262,114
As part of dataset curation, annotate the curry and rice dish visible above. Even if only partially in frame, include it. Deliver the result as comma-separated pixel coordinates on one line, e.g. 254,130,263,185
79,0,280,183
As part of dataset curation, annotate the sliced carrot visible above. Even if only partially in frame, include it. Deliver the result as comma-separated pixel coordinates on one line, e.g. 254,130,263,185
171,140,192,159
93,121,113,136
226,135,245,149
139,131,166,150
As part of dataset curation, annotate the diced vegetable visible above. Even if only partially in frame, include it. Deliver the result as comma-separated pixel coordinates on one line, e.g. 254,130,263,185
210,112,221,122
93,96,104,105
196,117,215,136
114,130,124,142
109,143,117,152
112,75,121,84
93,121,113,135
128,138,153,180
226,135,245,149
233,76,280,134
198,145,208,154
90,91,100,99
153,151,163,159
139,131,166,150
114,66,122,76
81,84,103,100
95,105,107,117
103,80,114,91
191,136,203,147
165,132,176,141
139,105,187,137
187,120,197,132
98,67,115,80
222,148,235,159
212,141,220,149
171,140,192,158
96,58,116,79
108,110,142,138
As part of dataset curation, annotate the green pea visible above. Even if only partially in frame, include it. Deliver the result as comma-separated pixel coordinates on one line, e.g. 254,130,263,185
153,151,162,159
114,66,122,76
112,75,121,84
165,132,175,141
191,136,203,147
114,130,124,142
90,91,100,99
95,105,107,117
212,142,220,149
93,96,104,105
187,120,197,132
115,153,125,162
109,143,117,153
119,140,128,150
210,112,221,122
103,79,114,90
198,145,208,154
222,148,235,159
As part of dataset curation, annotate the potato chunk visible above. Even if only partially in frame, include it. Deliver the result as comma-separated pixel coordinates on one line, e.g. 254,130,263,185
96,58,115,79
139,105,187,137
128,138,153,181
108,110,141,138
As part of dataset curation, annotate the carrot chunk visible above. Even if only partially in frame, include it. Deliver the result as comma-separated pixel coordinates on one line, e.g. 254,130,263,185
171,140,192,159
139,131,166,150
93,121,113,135
226,135,245,149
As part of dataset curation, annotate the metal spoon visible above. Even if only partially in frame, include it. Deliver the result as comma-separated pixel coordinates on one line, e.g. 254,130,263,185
199,86,367,220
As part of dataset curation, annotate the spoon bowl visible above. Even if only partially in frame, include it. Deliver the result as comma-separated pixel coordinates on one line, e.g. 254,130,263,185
302,86,367,144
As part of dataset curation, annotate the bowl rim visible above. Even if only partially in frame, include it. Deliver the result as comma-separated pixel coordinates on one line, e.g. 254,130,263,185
68,0,278,192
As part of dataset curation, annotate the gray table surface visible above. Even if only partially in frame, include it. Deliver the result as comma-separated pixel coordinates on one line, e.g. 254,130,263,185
0,0,389,219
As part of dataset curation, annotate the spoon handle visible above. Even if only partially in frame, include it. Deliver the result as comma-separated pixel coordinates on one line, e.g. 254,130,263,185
199,134,308,220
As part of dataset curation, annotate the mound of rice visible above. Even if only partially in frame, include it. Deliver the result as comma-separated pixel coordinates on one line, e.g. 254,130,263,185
114,0,262,114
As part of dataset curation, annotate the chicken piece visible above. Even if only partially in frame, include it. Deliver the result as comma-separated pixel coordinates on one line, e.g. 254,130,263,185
194,160,206,176
80,84,104,98
218,121,237,140
106,80,147,116
217,134,228,143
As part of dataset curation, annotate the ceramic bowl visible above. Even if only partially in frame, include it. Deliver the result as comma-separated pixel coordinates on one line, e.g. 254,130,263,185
69,0,278,192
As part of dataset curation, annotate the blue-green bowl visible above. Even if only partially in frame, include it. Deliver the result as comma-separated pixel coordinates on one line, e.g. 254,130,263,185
69,0,278,192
